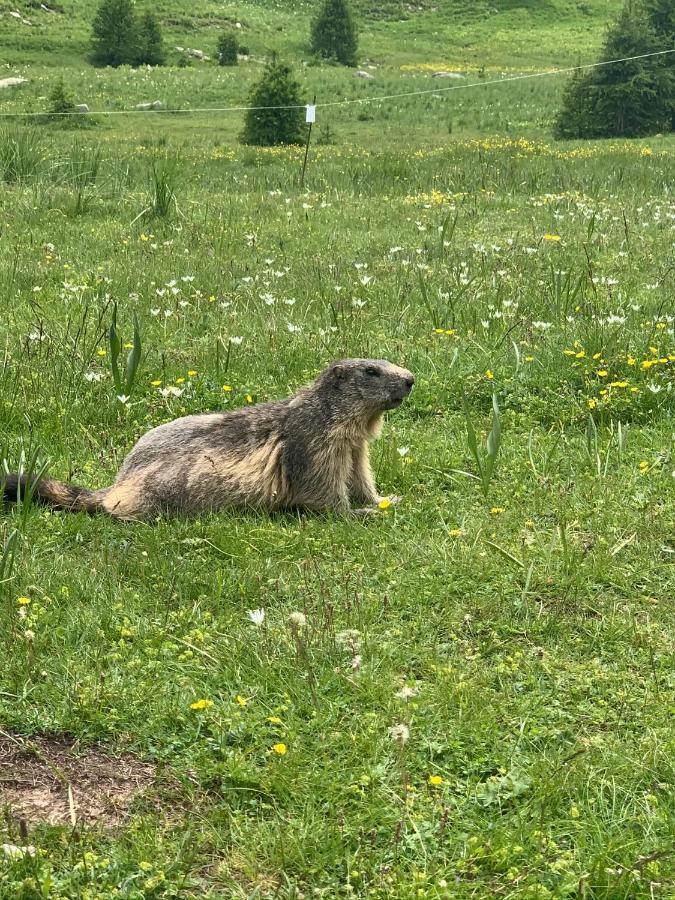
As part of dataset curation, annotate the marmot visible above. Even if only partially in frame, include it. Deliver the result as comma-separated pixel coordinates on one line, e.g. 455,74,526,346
3,358,414,521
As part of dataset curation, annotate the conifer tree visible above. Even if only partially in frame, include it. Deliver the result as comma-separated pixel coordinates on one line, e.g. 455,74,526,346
310,0,358,67
645,0,674,128
91,0,139,68
554,2,672,138
241,54,306,146
137,12,165,67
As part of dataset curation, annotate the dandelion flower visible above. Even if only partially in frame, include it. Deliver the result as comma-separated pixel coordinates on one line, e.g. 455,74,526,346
543,234,561,242
190,698,213,710
187,370,198,377
267,716,283,725
235,695,247,707
151,380,162,387
428,774,443,786
17,597,31,605
378,498,392,510
388,723,410,746
490,506,505,515
222,385,233,392
485,370,494,380
273,743,287,755
449,528,462,537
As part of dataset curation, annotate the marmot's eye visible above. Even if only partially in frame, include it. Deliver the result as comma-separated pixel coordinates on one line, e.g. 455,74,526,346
365,366,381,377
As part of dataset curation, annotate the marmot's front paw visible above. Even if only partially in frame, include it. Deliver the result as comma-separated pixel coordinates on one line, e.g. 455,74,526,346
351,507,380,517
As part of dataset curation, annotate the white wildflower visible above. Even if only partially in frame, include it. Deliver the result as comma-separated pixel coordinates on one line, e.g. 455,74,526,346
247,608,265,626
395,686,418,701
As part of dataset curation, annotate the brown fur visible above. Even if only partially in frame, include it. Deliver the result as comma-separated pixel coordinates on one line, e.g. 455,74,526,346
3,359,414,521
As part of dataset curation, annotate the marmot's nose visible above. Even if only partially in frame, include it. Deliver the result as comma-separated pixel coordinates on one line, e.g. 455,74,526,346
403,374,415,390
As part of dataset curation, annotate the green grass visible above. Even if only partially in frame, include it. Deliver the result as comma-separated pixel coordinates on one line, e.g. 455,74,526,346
1,1,675,897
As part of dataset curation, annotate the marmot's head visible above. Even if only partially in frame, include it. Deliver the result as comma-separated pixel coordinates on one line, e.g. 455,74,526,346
320,359,415,418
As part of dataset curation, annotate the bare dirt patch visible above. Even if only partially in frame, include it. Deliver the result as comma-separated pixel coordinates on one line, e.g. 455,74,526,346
0,731,155,826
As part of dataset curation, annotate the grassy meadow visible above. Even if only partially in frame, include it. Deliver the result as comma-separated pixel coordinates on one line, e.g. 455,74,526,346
1,0,675,897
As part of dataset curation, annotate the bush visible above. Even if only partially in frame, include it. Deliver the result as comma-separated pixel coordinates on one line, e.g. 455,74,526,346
48,77,76,116
217,32,238,66
310,0,358,67
554,1,673,139
240,54,307,147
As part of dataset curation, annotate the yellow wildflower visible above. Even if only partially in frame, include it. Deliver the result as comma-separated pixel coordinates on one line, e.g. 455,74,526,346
267,716,283,725
490,506,505,515
190,699,213,710
449,528,462,537
175,377,185,385
222,385,233,392
485,370,494,380
151,380,161,387
609,381,628,388
378,498,392,510
587,398,597,409
235,695,247,707
245,394,253,404
273,743,287,755
596,370,608,377
187,370,198,377
627,356,636,365
575,351,585,359
428,774,444,786
17,596,31,605
543,234,561,242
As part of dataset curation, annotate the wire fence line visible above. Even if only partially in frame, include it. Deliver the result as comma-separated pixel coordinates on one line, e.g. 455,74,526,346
0,48,672,119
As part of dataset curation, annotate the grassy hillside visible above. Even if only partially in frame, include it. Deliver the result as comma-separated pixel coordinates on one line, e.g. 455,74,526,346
2,0,624,69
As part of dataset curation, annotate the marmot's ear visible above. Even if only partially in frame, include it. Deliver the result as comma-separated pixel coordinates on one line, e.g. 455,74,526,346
331,363,347,381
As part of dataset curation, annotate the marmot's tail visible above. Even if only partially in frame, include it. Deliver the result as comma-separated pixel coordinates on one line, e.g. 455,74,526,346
2,474,105,514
